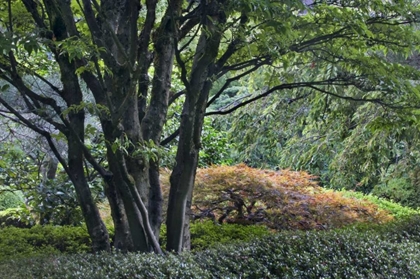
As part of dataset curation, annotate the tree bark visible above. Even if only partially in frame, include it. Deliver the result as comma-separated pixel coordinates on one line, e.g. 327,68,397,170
103,176,133,251
67,113,110,252
166,2,225,251
141,0,183,239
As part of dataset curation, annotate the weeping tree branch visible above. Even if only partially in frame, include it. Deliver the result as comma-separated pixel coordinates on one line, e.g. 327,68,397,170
308,85,419,109
219,55,271,73
205,79,354,116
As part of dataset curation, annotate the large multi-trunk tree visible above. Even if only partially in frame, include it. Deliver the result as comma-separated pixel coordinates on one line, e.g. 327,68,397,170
0,0,419,253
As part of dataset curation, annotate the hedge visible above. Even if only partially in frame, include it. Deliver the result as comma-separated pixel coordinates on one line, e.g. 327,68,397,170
1,215,420,278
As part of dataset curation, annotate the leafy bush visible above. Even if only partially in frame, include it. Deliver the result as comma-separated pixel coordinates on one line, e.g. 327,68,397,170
2,216,420,278
0,206,35,228
0,190,24,211
370,176,420,208
339,189,420,218
350,214,420,244
190,220,272,250
195,228,420,278
158,221,272,251
161,165,393,230
0,252,211,279
25,178,85,226
0,225,92,261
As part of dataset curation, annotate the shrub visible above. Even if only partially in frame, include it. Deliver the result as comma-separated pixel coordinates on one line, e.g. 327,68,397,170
190,220,272,250
0,253,211,279
195,229,420,278
350,214,420,243
159,221,272,251
25,179,85,226
0,190,24,211
339,189,420,218
161,164,393,230
2,216,420,278
0,206,35,228
0,225,92,261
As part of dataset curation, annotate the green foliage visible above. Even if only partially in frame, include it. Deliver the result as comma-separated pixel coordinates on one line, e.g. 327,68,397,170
0,252,210,279
198,117,235,167
26,179,85,226
2,216,420,278
372,177,413,204
196,224,420,278
371,173,420,208
0,225,92,262
111,136,160,164
0,144,39,189
0,190,24,211
0,206,34,228
190,221,272,251
0,141,105,226
339,190,420,219
159,221,271,251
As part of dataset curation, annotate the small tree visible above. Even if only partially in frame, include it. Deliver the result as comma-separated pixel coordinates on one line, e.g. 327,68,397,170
0,0,419,253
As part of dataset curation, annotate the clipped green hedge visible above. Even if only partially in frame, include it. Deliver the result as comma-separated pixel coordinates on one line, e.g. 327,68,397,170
190,221,272,250
160,221,272,251
0,221,270,262
0,225,92,261
1,215,420,278
202,230,420,278
0,253,209,279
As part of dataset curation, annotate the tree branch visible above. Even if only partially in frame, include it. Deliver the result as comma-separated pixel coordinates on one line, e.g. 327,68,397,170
207,62,270,108
160,128,179,146
0,95,70,173
205,79,353,116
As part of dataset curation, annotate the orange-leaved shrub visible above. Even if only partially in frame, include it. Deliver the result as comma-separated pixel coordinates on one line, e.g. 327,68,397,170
161,164,393,230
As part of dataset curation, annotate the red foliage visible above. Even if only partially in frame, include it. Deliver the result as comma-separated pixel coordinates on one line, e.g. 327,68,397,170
161,164,393,231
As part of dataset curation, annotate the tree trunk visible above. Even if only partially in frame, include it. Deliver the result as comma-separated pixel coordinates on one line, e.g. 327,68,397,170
141,1,183,238
101,118,151,252
166,129,199,252
103,176,133,251
68,112,110,252
182,186,193,250
166,80,212,252
166,2,225,251
148,162,163,238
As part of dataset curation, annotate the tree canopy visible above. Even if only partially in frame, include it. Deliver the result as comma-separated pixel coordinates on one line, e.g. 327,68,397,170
0,0,419,253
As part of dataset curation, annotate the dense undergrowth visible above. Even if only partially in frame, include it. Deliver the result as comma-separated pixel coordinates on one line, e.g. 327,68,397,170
1,215,420,278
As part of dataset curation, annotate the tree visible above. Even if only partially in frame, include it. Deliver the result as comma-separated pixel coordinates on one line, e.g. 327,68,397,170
0,0,419,253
